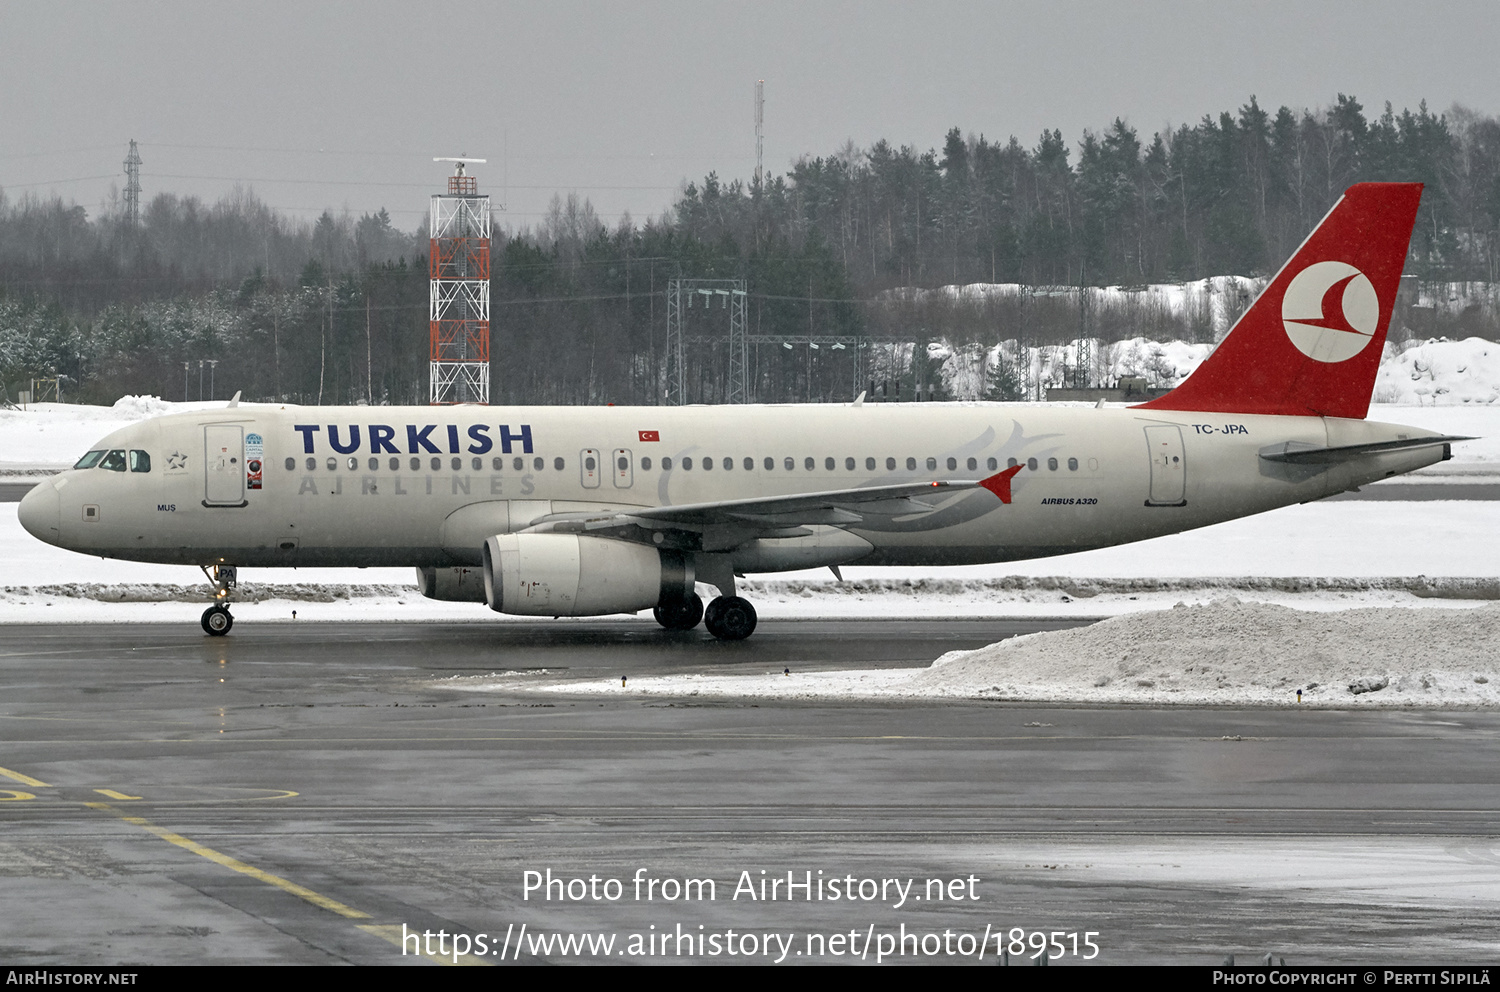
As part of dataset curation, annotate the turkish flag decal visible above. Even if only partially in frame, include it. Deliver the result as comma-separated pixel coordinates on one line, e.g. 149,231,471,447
638,430,660,442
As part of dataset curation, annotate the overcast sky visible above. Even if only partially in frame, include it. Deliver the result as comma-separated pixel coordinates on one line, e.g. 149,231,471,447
5,1,1499,234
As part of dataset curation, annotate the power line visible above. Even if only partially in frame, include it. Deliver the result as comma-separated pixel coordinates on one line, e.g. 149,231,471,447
2,174,120,189
145,172,680,191
142,139,750,162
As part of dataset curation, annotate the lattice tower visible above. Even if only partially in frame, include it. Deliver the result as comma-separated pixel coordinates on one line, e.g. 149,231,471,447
123,140,142,226
429,158,491,404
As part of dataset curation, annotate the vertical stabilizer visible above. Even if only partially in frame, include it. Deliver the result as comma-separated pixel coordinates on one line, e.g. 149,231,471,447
1137,183,1422,419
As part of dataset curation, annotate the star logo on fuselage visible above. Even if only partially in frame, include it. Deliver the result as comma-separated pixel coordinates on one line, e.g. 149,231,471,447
167,451,188,470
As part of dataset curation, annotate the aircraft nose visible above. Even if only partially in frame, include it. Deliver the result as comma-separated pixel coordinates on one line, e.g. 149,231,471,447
17,480,60,544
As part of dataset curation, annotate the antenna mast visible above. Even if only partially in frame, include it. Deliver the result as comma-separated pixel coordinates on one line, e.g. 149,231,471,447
754,80,764,186
123,140,142,226
429,157,491,405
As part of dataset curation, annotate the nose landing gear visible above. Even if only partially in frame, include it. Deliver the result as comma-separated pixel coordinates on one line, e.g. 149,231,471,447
201,604,233,635
198,564,237,637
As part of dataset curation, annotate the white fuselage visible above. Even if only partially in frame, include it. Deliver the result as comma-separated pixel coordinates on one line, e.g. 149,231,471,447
19,402,1447,574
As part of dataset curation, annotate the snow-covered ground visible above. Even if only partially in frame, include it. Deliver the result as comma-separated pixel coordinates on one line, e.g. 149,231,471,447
1,378,1496,707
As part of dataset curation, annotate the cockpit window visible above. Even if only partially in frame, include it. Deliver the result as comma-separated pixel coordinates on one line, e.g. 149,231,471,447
98,450,127,472
74,450,105,469
129,450,151,473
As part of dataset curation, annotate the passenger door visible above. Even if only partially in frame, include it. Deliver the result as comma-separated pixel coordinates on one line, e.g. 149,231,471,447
1144,425,1186,506
203,425,247,507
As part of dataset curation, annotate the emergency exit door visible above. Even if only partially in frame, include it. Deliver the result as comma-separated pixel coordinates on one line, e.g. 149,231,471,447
612,448,633,488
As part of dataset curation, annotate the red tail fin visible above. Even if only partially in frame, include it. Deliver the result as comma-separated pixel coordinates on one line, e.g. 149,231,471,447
1137,183,1422,419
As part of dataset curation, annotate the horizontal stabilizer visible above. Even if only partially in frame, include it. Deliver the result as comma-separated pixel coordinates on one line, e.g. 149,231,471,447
1258,435,1472,464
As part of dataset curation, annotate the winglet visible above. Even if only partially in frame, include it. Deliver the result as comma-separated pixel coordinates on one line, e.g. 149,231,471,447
978,464,1024,504
228,391,241,408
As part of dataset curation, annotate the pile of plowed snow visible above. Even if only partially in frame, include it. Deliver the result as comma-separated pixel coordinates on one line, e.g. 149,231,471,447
909,599,1500,706
490,600,1500,707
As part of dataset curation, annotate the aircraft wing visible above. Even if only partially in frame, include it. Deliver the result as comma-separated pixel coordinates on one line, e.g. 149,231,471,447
521,466,1021,546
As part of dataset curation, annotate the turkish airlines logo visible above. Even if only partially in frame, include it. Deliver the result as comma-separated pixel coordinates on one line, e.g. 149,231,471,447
1281,261,1380,363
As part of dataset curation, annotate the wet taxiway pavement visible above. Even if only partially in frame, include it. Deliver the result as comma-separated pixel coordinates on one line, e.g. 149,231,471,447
2,618,1498,965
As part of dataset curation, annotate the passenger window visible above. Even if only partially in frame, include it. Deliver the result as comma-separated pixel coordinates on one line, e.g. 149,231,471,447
764,457,774,471
391,457,402,471
585,455,597,471
533,457,543,470
988,457,998,470
805,457,815,471
100,450,127,472
306,457,317,471
885,457,895,470
620,456,630,471
905,457,916,471
682,457,693,470
642,456,653,470
472,457,482,471
966,457,977,471
825,457,835,471
926,456,937,470
74,450,105,469
493,457,503,470
347,456,358,470
430,457,442,471
1068,457,1079,471
1048,457,1058,471
513,457,524,471
1007,458,1018,468
553,457,564,471
743,457,753,470
285,457,296,471
865,457,876,471
784,457,795,471
723,457,733,470
1027,458,1038,471
368,457,379,471
662,456,673,470
702,457,713,471
327,457,337,471
846,457,856,470
947,457,957,471
452,457,462,471
411,457,421,471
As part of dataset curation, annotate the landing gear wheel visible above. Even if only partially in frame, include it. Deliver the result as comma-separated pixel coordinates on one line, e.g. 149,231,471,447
201,605,233,636
653,593,704,630
703,596,757,641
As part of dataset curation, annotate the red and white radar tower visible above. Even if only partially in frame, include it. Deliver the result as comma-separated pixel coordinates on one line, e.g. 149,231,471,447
429,157,491,404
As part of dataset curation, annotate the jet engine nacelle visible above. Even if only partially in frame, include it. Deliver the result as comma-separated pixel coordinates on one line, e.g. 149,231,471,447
415,566,488,602
481,533,694,617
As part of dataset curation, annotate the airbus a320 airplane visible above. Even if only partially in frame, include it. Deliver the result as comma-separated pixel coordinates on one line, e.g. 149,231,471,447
19,183,1468,640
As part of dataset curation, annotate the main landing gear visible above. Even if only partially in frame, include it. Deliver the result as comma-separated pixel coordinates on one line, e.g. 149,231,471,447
199,564,237,637
653,592,703,631
652,591,757,641
704,596,757,641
